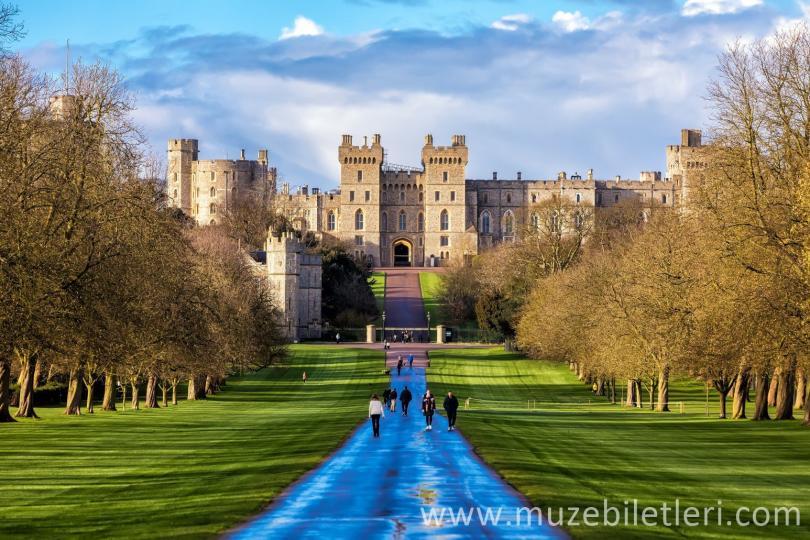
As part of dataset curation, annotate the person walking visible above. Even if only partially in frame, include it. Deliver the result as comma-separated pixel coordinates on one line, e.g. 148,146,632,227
369,394,385,438
444,391,459,431
408,354,414,369
335,332,341,344
302,371,308,383
384,339,390,351
400,386,412,416
422,389,436,431
382,387,391,408
389,388,398,412
397,357,403,375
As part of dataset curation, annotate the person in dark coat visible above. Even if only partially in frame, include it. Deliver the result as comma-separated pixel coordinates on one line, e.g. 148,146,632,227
422,390,437,431
397,357,403,375
443,391,459,431
382,387,391,408
389,388,398,412
400,386,413,416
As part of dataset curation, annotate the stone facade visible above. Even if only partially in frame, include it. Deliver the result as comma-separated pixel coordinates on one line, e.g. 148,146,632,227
278,129,703,267
251,230,322,341
166,141,276,225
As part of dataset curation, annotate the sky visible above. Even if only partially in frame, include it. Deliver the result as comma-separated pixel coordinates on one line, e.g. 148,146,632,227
17,0,810,188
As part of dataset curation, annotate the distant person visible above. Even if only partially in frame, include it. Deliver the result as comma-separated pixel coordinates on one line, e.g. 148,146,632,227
383,387,391,408
397,357,403,375
422,390,436,431
335,332,341,344
408,354,414,369
384,339,390,351
444,391,459,431
368,393,385,438
390,388,398,412
400,386,413,416
302,371,308,383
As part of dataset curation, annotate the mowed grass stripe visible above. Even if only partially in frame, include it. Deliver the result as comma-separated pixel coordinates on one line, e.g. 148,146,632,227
428,347,810,539
0,345,385,539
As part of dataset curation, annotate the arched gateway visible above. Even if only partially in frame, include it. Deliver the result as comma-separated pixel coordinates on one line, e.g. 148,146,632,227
392,239,412,267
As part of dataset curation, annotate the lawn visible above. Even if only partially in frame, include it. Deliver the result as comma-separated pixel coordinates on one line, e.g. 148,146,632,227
368,271,385,325
0,345,386,539
428,347,810,539
419,272,484,341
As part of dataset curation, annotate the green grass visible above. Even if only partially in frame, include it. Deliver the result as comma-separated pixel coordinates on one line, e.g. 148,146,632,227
428,348,810,539
419,271,444,327
369,271,385,325
0,345,386,539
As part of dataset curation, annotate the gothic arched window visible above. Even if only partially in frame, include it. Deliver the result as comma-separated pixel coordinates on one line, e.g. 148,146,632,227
381,212,388,231
399,211,407,231
355,209,364,230
440,209,449,231
418,212,424,232
481,211,490,234
327,211,336,231
503,210,514,235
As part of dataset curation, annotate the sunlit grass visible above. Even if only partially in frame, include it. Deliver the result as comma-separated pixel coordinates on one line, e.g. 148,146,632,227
0,345,385,539
428,348,810,539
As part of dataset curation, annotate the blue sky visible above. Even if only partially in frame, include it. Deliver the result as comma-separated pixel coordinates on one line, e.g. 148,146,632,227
18,0,810,187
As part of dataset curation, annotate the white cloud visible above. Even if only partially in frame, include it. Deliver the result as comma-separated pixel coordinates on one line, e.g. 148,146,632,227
682,0,763,17
552,10,591,32
491,14,532,31
279,16,324,40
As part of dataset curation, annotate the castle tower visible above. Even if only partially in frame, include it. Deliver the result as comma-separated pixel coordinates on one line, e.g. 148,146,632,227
421,134,469,265
266,229,302,339
338,134,384,265
167,139,199,214
665,129,703,205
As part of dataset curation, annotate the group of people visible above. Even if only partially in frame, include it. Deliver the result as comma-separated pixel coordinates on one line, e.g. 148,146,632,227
368,389,458,437
386,330,419,343
395,354,414,375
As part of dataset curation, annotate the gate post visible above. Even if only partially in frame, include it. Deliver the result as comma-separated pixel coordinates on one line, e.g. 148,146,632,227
366,325,376,344
436,324,446,344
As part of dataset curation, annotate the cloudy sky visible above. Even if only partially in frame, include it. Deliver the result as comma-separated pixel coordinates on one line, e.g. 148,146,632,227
18,0,810,188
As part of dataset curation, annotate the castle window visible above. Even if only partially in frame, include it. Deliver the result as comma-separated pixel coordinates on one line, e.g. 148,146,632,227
381,212,388,231
418,212,424,232
443,171,448,183
349,191,355,202
483,193,488,204
195,187,200,199
372,157,376,164
210,203,217,215
450,191,456,202
365,190,370,202
662,194,667,204
503,211,514,235
172,189,177,200
382,192,387,202
400,191,405,202
344,157,348,164
576,193,581,203
210,172,215,181
399,211,407,231
232,187,237,199
419,192,423,202
173,173,178,183
531,194,536,203
355,235,364,246
531,213,539,231
506,193,512,204
210,219,216,226
194,204,199,215
440,209,449,231
210,187,216,197
434,191,440,202
418,237,423,247
357,170,363,182
549,211,559,233
440,235,449,247
614,193,619,203
327,211,336,231
597,192,602,205
355,209,364,230
481,211,490,234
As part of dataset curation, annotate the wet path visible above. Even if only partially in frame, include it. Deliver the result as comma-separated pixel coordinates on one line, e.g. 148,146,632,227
383,269,427,328
229,364,562,539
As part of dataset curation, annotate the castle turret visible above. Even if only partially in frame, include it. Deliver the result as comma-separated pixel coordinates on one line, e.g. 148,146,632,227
167,138,199,214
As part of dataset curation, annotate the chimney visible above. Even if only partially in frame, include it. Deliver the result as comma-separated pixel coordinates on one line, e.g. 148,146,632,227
341,134,353,146
425,134,434,146
517,171,522,180
312,187,320,195
558,171,567,180
615,175,621,181
492,171,498,180
240,148,246,160
587,168,594,181
258,149,268,165
372,134,381,145
302,185,309,196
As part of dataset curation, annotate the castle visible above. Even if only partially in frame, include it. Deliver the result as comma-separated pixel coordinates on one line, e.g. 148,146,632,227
167,129,705,338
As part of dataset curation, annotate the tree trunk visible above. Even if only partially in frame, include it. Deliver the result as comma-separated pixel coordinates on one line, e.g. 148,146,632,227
102,371,117,411
130,380,140,410
768,367,779,407
46,363,55,384
121,382,126,410
594,377,605,396
657,366,670,412
625,379,635,407
718,389,730,419
634,379,643,408
732,368,750,419
188,375,206,400
15,352,38,418
0,359,15,423
609,378,616,404
577,363,585,381
205,374,215,395
803,387,810,426
85,379,95,413
32,358,42,389
145,373,159,409
794,370,806,410
753,371,771,421
161,384,168,408
774,365,795,420
171,378,178,405
64,365,84,415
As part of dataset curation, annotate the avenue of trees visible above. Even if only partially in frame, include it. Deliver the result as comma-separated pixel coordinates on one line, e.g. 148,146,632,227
0,20,285,421
446,25,810,424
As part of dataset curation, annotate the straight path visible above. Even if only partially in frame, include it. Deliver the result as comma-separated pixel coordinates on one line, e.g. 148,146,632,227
383,269,427,328
229,363,562,539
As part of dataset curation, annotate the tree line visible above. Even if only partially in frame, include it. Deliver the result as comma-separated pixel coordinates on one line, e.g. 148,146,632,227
444,25,810,424
0,52,286,422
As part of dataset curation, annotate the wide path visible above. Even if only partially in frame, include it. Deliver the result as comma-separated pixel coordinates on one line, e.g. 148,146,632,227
382,268,427,328
229,361,562,539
